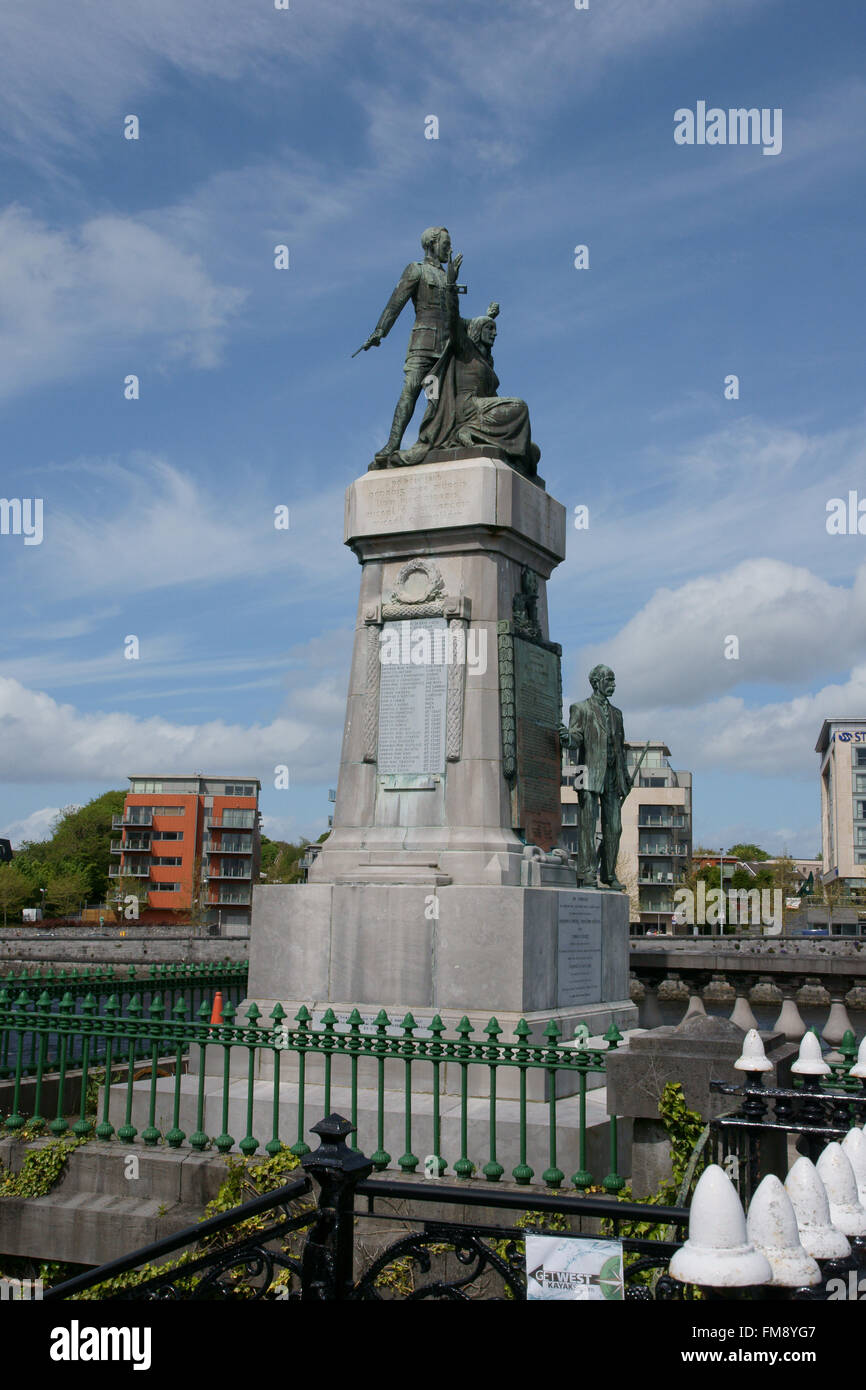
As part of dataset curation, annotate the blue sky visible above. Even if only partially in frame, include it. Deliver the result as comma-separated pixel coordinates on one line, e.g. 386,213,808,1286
1,0,865,856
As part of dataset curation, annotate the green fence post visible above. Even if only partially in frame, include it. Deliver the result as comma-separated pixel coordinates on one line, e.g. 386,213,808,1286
602,1025,625,1192
511,1019,533,1185
370,1010,391,1171
4,989,30,1132
95,995,119,1141
239,1002,261,1157
214,998,236,1154
541,1020,564,1189
117,994,141,1143
266,1002,286,1157
0,986,10,1080
321,1007,336,1118
482,1017,504,1181
165,998,188,1149
140,996,165,1146
347,1008,362,1151
428,1014,447,1177
398,1013,419,1173
189,1000,211,1152
72,993,96,1137
453,1016,475,1179
49,991,74,1137
291,1005,312,1158
30,991,51,1132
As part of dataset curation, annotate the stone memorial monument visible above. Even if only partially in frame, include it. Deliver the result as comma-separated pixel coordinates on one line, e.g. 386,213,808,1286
246,232,636,1046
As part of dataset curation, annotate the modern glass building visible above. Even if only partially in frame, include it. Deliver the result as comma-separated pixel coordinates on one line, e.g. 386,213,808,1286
816,719,866,890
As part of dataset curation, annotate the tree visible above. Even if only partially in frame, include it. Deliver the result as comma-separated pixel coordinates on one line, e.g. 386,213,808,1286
43,869,90,919
14,791,126,903
0,864,32,926
726,843,770,862
259,835,307,884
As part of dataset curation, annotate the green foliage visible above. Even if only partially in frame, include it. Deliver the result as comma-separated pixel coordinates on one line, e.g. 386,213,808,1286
602,1083,708,1295
259,835,307,884
13,791,126,908
0,1134,88,1199
726,843,770,861
70,1143,307,1300
0,864,32,924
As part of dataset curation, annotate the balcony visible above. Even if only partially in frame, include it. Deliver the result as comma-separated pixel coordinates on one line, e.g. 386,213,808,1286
112,812,153,829
638,845,673,857
207,866,251,880
206,814,255,830
110,839,151,854
207,891,251,906
108,864,151,878
208,842,251,854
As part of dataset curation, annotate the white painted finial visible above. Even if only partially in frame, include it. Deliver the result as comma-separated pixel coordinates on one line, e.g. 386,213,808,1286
791,1030,831,1077
734,1028,773,1073
849,1037,866,1080
815,1142,866,1238
841,1128,866,1206
785,1156,851,1259
669,1165,771,1287
746,1175,820,1287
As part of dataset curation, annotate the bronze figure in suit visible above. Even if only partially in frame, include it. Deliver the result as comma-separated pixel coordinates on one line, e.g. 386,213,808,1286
561,665,630,890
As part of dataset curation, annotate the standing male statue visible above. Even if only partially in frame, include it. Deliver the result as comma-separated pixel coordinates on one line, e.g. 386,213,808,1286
355,226,462,468
560,665,631,890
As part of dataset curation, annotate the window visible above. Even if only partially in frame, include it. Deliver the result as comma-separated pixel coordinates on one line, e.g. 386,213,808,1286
856,776,866,794
221,809,255,828
857,749,866,767
154,831,184,841
149,882,181,893
561,805,578,825
857,828,866,846
151,806,185,816
153,855,182,866
131,780,163,793
224,784,255,797
857,802,866,821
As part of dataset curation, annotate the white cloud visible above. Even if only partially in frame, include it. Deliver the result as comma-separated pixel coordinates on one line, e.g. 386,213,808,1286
0,207,245,399
0,675,342,787
583,558,866,708
625,663,866,782
0,805,61,849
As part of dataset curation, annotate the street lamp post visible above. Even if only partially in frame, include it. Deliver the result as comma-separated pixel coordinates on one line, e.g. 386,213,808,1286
719,847,725,937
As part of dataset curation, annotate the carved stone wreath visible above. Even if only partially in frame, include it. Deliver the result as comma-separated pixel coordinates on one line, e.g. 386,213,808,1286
389,558,445,608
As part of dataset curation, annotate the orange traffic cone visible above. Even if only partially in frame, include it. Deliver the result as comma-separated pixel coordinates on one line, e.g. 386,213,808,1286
210,991,224,1025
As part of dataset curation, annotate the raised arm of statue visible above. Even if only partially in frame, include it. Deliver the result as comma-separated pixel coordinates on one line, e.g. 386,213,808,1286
444,252,465,343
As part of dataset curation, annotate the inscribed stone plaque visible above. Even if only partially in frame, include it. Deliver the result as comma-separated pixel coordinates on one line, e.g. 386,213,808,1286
377,618,448,775
513,636,562,851
557,893,602,1007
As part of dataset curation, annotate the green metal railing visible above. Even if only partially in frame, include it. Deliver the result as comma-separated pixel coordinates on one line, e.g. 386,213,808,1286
0,961,246,1012
0,992,624,1190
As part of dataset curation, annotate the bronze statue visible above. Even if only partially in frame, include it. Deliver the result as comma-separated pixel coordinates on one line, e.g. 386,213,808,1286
393,256,540,478
560,665,630,890
355,227,461,468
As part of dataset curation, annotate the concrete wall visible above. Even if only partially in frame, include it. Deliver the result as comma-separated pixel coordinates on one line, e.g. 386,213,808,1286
0,929,249,970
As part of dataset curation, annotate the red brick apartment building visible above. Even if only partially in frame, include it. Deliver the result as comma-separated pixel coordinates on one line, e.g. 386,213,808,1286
110,775,261,930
